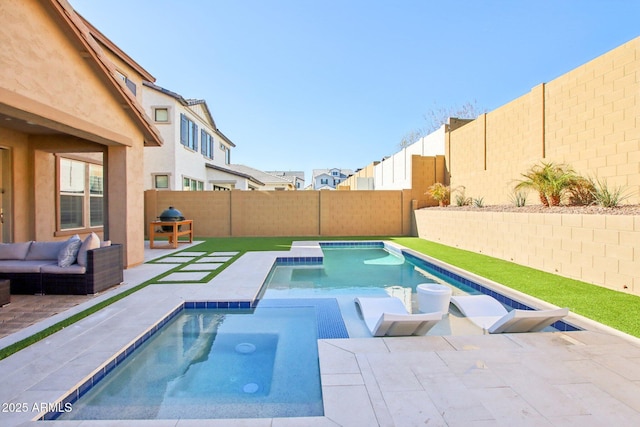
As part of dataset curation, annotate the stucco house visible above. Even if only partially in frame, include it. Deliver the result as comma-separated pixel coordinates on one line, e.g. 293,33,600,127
0,0,164,267
142,82,294,191
141,82,238,191
312,168,353,190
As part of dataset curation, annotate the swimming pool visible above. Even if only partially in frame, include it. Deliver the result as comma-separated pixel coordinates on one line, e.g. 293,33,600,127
57,306,324,420
261,242,579,337
47,240,578,421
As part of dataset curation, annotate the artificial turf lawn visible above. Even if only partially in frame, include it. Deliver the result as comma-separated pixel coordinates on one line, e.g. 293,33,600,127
1,235,638,360
390,237,640,337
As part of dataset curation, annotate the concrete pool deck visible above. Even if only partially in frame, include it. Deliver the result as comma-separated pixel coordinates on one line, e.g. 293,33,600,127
1,241,640,426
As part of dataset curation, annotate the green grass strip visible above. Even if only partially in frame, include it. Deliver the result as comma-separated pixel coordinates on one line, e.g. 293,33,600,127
390,237,640,337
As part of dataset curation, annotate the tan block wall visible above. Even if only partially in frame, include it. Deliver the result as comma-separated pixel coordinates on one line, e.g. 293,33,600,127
338,163,376,190
448,37,640,205
232,191,320,236
152,191,233,237
146,190,410,237
411,155,446,207
415,209,640,295
319,191,403,236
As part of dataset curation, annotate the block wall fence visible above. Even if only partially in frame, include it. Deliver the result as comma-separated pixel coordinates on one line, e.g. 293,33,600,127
446,37,640,205
145,189,415,238
415,209,640,296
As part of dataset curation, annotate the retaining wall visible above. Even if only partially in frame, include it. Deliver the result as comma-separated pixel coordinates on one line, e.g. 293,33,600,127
415,208,640,295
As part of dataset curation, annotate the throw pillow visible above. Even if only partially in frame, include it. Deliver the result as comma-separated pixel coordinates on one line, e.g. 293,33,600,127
58,235,82,267
77,232,101,267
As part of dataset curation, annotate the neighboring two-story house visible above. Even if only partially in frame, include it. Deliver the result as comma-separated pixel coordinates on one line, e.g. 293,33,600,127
142,82,295,191
141,82,237,191
312,168,353,190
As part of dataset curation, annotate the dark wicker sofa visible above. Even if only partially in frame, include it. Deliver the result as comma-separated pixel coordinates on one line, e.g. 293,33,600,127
0,241,123,295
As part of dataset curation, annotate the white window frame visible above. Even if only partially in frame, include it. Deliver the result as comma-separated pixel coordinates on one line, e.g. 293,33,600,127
57,156,104,233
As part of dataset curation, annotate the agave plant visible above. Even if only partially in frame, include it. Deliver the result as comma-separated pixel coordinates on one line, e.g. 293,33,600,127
515,162,577,207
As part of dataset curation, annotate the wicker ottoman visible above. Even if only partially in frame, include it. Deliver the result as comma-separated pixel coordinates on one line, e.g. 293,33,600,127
0,279,9,306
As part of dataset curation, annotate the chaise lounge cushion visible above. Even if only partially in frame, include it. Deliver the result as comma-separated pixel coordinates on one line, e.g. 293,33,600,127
24,241,66,261
0,242,32,260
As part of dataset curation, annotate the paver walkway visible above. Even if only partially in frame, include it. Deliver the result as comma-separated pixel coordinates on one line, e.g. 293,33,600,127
0,294,96,339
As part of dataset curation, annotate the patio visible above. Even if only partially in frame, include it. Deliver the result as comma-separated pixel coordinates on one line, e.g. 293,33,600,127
1,241,640,426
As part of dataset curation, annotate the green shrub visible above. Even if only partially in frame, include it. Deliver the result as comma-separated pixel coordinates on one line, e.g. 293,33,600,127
509,190,528,207
426,183,451,206
591,178,631,207
453,186,472,206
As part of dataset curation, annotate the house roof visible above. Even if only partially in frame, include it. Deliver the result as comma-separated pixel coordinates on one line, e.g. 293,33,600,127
143,81,236,148
206,164,295,188
49,0,163,147
266,171,305,181
205,164,264,186
76,13,155,83
229,165,294,186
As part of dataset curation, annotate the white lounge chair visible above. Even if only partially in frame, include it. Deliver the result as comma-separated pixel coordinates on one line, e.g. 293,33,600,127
450,295,569,334
354,297,443,337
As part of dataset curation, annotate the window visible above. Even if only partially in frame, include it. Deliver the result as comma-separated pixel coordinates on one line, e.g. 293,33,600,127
320,178,328,185
332,171,339,176
154,174,169,189
220,143,231,164
154,108,169,123
180,113,198,151
183,177,204,191
59,158,103,230
201,130,214,159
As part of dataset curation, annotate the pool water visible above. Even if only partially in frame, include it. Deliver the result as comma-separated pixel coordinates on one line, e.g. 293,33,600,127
263,247,492,337
59,307,323,420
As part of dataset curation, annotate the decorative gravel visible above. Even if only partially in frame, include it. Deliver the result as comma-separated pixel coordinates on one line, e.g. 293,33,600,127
421,204,640,215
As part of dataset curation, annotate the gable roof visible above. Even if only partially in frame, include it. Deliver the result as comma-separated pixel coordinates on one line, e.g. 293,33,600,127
228,165,294,186
205,164,264,186
143,81,236,148
76,13,155,83
45,0,163,146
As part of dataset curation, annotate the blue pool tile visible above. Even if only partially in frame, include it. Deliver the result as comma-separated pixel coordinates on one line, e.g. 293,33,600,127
258,298,348,339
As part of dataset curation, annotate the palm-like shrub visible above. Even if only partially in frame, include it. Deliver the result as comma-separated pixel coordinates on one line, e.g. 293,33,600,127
515,162,577,207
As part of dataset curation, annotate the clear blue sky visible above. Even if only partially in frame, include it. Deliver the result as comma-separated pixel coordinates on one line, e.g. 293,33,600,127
71,0,639,184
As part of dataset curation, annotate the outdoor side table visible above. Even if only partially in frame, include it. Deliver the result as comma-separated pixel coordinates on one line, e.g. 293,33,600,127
149,219,193,249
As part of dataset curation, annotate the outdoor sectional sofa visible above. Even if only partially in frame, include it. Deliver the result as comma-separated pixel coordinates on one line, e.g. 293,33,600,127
0,234,123,295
